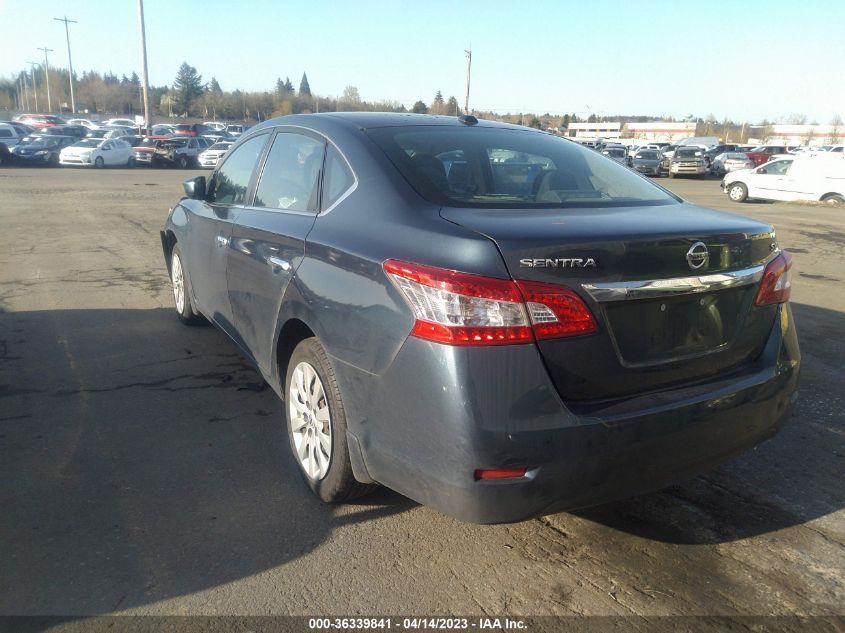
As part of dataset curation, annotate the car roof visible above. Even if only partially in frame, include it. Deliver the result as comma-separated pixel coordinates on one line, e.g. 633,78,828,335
248,112,536,134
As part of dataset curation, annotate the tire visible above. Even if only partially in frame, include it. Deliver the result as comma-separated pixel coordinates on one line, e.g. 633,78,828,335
285,338,376,503
169,244,203,325
177,155,188,169
126,156,135,168
728,182,748,202
94,156,105,168
668,172,675,179
821,194,844,205
50,154,60,167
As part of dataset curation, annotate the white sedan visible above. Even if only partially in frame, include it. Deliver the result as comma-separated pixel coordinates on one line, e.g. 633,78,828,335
59,138,135,168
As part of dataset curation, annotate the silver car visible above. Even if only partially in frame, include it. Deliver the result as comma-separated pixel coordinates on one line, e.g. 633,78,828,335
197,141,234,169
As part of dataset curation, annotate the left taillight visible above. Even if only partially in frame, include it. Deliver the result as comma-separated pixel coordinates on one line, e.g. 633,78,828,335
383,259,597,346
755,251,793,306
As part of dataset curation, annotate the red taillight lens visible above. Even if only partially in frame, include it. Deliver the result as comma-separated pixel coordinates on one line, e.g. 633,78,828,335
515,281,598,339
383,260,598,346
474,467,527,480
755,251,793,306
383,259,532,346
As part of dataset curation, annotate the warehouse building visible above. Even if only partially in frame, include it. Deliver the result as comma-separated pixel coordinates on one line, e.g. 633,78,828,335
625,122,698,142
566,122,622,141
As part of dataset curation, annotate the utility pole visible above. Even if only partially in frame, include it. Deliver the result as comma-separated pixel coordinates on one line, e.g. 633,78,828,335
463,48,472,115
54,16,77,114
26,62,39,112
137,0,152,134
38,47,53,113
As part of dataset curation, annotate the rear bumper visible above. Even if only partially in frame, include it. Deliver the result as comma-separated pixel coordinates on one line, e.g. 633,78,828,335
340,303,800,523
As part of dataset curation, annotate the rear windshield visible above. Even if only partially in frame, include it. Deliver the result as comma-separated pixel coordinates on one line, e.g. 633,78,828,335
637,151,660,160
366,126,677,208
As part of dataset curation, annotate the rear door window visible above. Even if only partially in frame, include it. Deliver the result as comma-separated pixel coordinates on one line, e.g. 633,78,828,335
253,132,324,212
211,134,268,205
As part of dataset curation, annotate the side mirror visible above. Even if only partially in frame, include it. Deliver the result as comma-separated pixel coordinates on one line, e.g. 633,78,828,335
183,176,207,200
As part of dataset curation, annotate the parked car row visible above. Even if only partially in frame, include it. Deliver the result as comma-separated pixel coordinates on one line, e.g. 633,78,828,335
0,116,242,169
0,115,249,168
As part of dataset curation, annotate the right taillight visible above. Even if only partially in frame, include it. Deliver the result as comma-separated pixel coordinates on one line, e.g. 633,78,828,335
755,251,793,306
383,259,597,346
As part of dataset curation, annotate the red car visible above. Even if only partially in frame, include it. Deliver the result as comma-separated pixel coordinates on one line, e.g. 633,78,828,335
131,136,172,166
745,145,790,166
15,114,65,129
172,124,211,137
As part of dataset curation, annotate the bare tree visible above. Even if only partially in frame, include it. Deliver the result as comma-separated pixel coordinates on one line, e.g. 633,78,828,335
829,115,842,144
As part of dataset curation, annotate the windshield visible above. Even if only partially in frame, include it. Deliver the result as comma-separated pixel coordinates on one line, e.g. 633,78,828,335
22,138,60,148
675,148,702,159
367,126,677,208
724,153,749,160
74,139,101,148
161,138,188,147
209,142,232,151
604,148,625,158
637,151,660,160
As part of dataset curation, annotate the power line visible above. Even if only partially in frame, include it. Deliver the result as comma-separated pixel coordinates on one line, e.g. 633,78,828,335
54,16,78,114
37,47,54,113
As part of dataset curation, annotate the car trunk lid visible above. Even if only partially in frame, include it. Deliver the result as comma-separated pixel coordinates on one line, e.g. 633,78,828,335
440,203,780,402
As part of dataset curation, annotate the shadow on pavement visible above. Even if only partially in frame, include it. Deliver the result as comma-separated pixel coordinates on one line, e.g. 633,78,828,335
0,307,413,614
572,302,844,545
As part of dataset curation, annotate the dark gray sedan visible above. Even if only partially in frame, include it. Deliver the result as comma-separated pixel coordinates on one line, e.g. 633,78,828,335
161,113,799,523
631,149,663,176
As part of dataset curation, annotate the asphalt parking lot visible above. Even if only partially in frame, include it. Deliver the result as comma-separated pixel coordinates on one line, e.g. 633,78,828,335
0,167,843,619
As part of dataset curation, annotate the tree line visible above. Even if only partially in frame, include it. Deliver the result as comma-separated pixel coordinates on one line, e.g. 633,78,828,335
0,62,841,135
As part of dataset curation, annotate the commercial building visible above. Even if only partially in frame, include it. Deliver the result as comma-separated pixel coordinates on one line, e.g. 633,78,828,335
625,122,698,142
565,122,622,141
765,124,842,146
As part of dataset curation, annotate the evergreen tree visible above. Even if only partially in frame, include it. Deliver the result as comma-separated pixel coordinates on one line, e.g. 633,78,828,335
284,77,294,93
434,90,444,105
299,73,311,97
275,77,285,98
209,77,222,94
172,62,204,115
446,96,459,116
129,72,140,87
412,100,428,114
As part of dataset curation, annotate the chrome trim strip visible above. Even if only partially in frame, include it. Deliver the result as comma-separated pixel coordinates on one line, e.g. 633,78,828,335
582,264,765,302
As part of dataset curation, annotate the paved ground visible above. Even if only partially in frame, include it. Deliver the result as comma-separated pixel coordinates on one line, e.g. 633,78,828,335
0,167,843,618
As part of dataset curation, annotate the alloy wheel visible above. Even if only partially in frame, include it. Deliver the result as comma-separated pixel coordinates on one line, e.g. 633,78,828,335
288,361,332,481
171,252,185,313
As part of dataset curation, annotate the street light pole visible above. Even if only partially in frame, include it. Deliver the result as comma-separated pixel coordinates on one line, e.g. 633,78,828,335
463,48,472,115
37,47,54,113
26,62,39,112
137,0,152,134
54,16,77,114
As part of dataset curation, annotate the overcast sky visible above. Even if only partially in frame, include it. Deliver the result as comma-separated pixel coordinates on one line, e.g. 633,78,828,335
2,0,843,123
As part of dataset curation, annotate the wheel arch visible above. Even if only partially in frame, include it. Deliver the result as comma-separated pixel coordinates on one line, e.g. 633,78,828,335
275,318,317,397
161,229,178,276
820,192,844,202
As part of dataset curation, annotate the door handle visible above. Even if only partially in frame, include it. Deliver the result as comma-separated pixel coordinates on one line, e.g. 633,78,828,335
266,255,292,273
216,235,229,248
